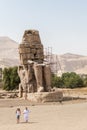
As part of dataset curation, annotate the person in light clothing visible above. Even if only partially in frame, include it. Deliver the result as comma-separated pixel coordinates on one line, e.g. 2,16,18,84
16,108,21,123
23,107,29,122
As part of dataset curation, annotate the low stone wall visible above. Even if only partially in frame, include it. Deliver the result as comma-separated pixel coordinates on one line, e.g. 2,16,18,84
26,91,63,103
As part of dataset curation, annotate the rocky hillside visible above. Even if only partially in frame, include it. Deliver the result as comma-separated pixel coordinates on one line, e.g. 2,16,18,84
0,37,19,68
51,53,87,76
0,37,87,75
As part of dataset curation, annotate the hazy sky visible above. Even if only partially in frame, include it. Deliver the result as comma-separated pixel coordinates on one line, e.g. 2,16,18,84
0,0,87,55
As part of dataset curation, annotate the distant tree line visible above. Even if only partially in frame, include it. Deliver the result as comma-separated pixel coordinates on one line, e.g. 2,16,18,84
2,66,87,91
52,72,87,89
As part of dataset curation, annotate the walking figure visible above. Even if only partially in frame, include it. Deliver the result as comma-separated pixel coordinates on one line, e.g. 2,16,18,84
16,108,21,123
23,107,29,123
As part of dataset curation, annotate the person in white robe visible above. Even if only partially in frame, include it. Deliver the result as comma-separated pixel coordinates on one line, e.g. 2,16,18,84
23,107,29,122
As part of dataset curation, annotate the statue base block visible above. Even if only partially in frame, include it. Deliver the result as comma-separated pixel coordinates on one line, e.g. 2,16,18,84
26,91,63,103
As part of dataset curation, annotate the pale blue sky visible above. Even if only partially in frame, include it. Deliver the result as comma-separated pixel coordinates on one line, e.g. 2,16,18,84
0,0,87,55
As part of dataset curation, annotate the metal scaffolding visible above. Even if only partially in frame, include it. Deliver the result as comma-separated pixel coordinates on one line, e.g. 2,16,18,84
44,47,62,76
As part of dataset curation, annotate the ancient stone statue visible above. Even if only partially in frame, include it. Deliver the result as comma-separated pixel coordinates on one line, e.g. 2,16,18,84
18,30,51,98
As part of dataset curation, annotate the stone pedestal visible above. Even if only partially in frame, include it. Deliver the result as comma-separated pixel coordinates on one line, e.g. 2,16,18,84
26,91,63,103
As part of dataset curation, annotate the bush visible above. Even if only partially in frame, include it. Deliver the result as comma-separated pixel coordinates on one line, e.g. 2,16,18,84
52,72,84,89
61,72,84,88
3,66,20,91
52,74,63,88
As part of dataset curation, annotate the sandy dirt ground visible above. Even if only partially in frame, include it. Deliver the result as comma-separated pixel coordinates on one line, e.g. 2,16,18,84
0,98,87,130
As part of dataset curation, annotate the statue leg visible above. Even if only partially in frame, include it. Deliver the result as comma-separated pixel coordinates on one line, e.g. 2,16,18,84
34,63,44,92
19,83,23,98
24,84,28,99
44,65,51,91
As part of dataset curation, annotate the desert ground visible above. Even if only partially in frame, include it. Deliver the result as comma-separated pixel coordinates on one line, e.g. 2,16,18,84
0,88,87,130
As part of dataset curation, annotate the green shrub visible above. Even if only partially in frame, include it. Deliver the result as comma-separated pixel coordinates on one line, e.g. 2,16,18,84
3,66,20,91
52,72,84,89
